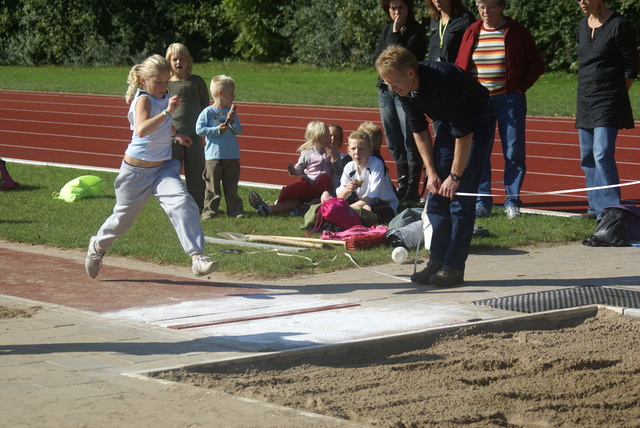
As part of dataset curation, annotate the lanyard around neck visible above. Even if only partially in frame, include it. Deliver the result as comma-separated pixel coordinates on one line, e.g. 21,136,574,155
438,17,449,49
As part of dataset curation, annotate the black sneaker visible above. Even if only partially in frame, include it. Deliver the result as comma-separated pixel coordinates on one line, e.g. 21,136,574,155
248,191,270,216
429,266,464,287
473,223,489,237
410,258,442,285
289,203,311,217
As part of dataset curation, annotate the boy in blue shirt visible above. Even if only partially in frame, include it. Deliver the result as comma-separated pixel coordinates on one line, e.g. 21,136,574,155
196,75,244,219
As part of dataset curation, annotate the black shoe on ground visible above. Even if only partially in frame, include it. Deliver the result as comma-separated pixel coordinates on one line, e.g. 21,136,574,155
248,191,270,216
473,223,490,237
410,258,443,285
400,186,420,204
429,266,464,287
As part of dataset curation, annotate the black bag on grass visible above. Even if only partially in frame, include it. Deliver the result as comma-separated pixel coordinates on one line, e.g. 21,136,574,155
582,205,640,247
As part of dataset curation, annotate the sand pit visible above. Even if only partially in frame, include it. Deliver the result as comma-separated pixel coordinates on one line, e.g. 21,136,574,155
157,309,640,427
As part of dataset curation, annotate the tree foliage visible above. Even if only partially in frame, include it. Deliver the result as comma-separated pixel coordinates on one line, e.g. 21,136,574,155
282,0,388,68
506,0,639,72
0,0,638,71
221,0,293,62
504,0,582,71
0,0,232,65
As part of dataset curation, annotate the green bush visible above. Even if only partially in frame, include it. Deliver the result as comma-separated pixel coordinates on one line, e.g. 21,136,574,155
221,0,293,62
504,0,582,71
0,0,232,66
2,0,116,65
283,0,387,68
282,0,431,68
0,0,638,71
167,1,234,62
505,0,640,72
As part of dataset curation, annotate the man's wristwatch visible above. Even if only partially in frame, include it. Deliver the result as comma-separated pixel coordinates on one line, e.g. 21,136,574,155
450,173,462,182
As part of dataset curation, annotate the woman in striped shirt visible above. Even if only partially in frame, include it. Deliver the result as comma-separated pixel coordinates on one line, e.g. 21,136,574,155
455,0,545,220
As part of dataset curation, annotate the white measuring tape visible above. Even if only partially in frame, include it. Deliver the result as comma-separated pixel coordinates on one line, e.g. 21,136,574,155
223,249,412,283
215,180,640,284
342,252,413,282
455,180,640,198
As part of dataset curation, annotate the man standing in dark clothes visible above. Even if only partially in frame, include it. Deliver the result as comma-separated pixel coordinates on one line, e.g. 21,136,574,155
375,45,495,287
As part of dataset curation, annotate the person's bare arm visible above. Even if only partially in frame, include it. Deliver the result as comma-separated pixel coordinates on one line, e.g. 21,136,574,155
626,78,634,91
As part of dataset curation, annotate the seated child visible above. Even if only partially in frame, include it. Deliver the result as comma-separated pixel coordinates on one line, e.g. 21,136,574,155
249,121,340,216
340,121,387,168
357,121,386,167
323,130,398,223
329,123,345,196
329,124,345,156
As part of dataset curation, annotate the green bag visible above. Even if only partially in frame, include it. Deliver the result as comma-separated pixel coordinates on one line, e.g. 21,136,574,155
303,203,322,229
353,206,378,227
53,175,104,203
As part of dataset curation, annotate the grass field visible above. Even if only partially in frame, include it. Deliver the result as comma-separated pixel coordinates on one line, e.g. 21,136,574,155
0,163,595,278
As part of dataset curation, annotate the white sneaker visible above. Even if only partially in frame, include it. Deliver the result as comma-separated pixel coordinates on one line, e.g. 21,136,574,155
85,236,104,278
192,255,219,276
505,206,521,219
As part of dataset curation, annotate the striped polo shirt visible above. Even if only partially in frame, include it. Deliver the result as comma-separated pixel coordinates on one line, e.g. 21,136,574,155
470,26,507,96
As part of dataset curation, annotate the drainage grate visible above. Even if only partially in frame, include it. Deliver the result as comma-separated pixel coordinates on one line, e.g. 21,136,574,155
472,286,640,313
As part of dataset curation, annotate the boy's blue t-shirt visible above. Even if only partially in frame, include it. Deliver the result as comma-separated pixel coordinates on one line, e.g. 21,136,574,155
195,105,243,160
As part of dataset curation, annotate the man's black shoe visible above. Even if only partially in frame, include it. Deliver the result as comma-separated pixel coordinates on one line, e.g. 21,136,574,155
429,266,464,287
410,258,442,285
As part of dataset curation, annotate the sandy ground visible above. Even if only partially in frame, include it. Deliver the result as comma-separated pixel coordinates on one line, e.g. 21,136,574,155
160,309,640,427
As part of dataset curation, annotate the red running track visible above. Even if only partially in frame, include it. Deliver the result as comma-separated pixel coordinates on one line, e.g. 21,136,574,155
1,89,639,215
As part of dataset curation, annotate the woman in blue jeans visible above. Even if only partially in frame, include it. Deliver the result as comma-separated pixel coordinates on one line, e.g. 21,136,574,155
576,0,638,220
373,0,426,203
455,0,545,219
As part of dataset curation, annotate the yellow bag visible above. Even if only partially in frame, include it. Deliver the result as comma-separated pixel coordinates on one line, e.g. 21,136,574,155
53,175,104,203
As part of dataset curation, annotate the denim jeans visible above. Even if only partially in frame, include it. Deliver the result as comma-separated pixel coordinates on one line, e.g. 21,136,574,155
476,91,527,209
427,110,495,271
579,127,620,219
378,87,421,167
